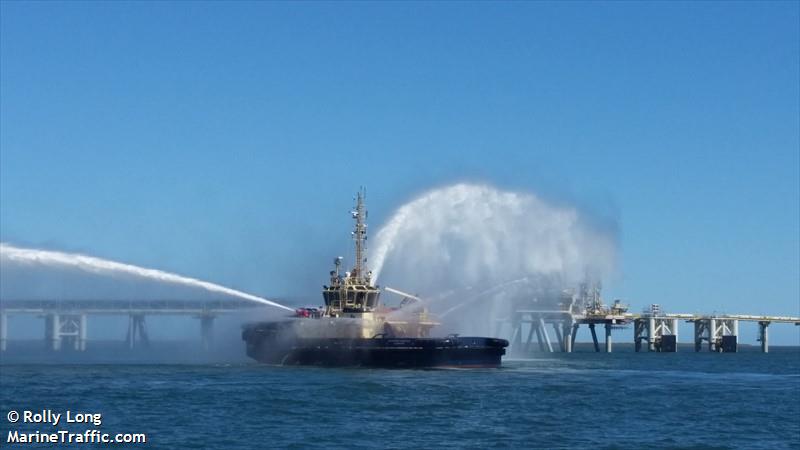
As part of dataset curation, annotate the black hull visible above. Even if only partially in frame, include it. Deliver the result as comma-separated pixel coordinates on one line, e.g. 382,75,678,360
243,326,508,368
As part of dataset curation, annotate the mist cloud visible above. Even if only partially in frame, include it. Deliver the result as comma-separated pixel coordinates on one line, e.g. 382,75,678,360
368,183,618,334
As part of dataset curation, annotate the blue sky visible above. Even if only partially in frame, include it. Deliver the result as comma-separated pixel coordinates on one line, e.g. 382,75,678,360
1,2,798,343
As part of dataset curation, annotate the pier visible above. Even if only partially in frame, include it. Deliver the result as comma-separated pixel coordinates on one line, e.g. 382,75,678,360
496,310,800,353
630,309,799,353
500,307,799,354
0,299,269,352
2,297,797,355
497,285,799,355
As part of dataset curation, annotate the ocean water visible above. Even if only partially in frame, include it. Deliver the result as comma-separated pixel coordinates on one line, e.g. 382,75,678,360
1,348,798,449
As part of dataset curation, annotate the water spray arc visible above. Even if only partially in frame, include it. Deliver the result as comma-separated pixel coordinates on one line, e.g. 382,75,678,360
438,277,531,319
0,243,293,311
367,183,618,335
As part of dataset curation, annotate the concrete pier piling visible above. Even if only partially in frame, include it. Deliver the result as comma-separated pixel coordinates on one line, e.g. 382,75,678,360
648,317,656,351
78,314,87,351
694,320,702,352
534,324,545,352
126,314,149,349
569,323,578,353
200,315,215,350
634,313,679,352
126,315,135,349
563,322,575,353
759,321,770,353
671,319,679,345
47,313,61,351
589,323,600,352
708,318,717,352
690,318,741,353
539,318,553,352
552,322,563,351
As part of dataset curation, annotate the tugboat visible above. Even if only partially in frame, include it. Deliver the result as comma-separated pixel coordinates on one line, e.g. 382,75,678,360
242,189,508,368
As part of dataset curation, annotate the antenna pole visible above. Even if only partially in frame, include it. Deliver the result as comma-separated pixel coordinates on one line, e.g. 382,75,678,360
353,187,367,280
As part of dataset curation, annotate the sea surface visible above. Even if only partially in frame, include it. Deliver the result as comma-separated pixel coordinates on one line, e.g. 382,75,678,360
1,346,799,449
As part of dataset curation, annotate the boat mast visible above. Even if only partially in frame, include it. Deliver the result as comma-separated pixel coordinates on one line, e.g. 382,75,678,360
351,187,368,281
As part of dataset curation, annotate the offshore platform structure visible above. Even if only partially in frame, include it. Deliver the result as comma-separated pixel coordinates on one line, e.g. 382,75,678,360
499,280,631,354
498,279,799,354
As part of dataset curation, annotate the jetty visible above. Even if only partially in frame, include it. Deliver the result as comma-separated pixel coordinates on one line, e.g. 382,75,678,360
0,298,262,352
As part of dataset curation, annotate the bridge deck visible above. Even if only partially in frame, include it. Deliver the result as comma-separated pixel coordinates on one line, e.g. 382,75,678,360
635,313,800,324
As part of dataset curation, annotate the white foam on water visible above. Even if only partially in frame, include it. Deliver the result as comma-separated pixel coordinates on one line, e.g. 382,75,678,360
0,243,294,311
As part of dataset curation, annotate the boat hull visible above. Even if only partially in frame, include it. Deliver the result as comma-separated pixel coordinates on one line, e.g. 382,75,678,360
243,324,508,368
